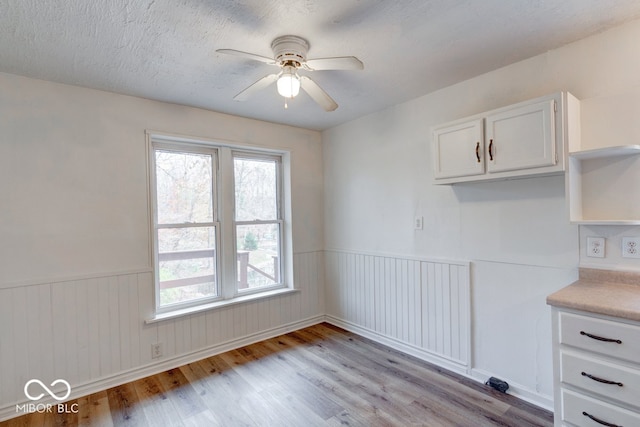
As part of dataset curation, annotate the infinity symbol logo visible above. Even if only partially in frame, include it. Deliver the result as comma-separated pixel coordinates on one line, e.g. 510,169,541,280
24,379,71,401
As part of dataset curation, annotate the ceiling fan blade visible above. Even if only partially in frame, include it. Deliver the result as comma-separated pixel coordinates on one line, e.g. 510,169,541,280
216,49,276,65
234,74,279,101
304,56,364,71
299,75,338,112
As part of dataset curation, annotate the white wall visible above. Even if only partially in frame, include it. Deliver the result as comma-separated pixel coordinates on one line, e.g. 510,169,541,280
0,73,325,419
3,16,640,420
322,18,640,408
0,73,324,285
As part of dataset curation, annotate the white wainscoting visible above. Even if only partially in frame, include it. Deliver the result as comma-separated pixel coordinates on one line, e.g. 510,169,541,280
324,250,470,374
0,251,325,421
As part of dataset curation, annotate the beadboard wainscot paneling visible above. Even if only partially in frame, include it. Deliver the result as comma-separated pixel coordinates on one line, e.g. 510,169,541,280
324,250,470,375
0,251,324,421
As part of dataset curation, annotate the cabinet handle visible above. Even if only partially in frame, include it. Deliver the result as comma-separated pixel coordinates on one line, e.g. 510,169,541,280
582,411,622,427
581,371,623,387
475,142,481,163
488,139,494,161
580,331,622,344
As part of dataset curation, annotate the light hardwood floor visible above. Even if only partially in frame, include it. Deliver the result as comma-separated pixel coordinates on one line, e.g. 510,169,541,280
4,323,553,426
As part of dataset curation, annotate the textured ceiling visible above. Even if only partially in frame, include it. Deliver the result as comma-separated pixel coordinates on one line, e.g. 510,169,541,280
2,1,640,130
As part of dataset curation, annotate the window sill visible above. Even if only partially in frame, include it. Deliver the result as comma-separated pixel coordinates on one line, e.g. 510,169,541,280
145,287,299,324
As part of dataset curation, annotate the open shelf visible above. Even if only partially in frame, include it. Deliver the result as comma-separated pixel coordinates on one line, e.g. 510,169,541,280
572,219,640,225
567,145,640,224
569,144,640,160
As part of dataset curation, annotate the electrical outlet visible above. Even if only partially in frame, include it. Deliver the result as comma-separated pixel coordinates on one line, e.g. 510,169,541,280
414,216,423,230
151,343,163,359
586,237,605,258
622,237,640,259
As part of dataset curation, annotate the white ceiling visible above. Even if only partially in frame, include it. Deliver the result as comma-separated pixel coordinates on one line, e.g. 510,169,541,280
2,1,640,131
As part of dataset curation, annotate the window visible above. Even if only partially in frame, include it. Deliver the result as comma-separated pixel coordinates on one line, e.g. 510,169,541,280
149,135,287,314
233,153,282,292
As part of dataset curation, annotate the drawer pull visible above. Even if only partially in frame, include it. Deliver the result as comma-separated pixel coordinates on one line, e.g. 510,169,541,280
581,371,623,387
582,411,622,427
580,331,622,344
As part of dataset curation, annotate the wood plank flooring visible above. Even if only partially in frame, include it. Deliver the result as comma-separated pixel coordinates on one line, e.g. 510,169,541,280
3,323,553,426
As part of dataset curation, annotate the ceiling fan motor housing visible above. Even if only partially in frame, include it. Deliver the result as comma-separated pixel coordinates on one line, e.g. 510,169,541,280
271,35,309,67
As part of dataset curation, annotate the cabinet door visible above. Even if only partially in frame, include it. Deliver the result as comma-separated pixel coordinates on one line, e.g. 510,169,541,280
485,99,556,173
432,119,484,179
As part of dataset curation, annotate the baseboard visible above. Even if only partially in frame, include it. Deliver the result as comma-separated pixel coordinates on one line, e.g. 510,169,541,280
324,315,470,376
470,368,554,411
1,315,325,422
325,315,554,412
2,314,553,421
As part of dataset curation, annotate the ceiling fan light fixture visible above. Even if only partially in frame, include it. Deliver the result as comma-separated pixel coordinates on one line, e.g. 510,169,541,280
277,66,300,98
218,35,362,111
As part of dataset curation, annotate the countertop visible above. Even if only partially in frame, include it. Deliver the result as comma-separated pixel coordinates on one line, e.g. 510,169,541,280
546,268,640,322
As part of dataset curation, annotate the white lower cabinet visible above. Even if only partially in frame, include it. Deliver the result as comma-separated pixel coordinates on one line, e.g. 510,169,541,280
552,309,640,426
561,389,640,427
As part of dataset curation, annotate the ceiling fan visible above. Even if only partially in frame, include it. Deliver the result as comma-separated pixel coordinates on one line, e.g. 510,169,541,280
216,35,364,112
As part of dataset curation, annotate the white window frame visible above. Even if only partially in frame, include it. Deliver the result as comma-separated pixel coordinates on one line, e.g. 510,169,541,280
149,140,221,313
146,132,294,320
232,150,285,297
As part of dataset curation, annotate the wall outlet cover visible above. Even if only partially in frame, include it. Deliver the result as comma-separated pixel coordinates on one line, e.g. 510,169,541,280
151,343,163,359
622,237,640,259
586,236,605,258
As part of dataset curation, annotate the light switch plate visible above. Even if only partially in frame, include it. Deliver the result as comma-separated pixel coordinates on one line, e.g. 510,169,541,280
414,216,423,230
586,237,605,258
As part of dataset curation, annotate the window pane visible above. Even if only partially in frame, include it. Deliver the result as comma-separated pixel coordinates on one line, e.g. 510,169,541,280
155,150,213,224
234,157,277,221
236,223,280,290
158,226,217,306
158,227,216,252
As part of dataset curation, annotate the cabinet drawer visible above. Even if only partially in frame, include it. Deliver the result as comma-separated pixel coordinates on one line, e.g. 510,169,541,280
562,389,640,427
560,350,640,408
559,312,640,363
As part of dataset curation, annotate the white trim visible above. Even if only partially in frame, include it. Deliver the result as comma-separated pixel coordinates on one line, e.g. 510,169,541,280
145,131,154,289
323,248,470,266
470,368,554,411
145,129,292,156
145,288,299,324
324,315,470,374
0,250,317,291
0,315,324,422
0,267,152,290
326,315,554,412
291,249,324,255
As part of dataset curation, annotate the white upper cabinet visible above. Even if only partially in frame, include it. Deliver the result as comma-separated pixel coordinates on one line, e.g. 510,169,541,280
485,99,556,173
432,118,484,179
432,92,579,184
